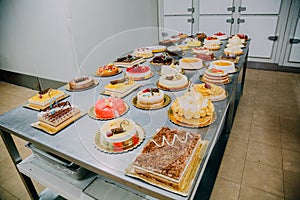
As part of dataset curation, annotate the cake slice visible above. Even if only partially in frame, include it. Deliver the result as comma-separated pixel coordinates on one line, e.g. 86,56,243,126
104,78,139,98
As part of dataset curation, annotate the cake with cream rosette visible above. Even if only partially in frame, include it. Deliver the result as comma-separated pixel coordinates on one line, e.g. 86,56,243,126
171,88,215,126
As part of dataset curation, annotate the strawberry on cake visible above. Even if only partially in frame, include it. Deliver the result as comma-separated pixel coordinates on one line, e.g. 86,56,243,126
213,32,227,40
125,65,152,80
96,64,119,77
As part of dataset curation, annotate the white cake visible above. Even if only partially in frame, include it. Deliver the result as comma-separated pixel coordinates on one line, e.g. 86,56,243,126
133,48,153,58
209,60,235,73
224,47,243,56
161,63,182,75
204,37,221,44
192,47,209,54
100,118,139,151
158,73,188,90
213,32,227,40
136,88,164,108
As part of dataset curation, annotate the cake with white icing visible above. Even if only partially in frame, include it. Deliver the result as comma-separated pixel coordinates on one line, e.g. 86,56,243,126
99,118,139,152
179,57,203,70
133,48,153,59
136,88,164,109
158,73,189,90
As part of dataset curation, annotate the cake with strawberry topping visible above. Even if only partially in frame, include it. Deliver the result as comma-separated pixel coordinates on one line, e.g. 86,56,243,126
204,36,221,44
213,32,227,40
96,64,119,76
136,88,164,109
202,68,230,85
125,65,151,79
94,97,127,119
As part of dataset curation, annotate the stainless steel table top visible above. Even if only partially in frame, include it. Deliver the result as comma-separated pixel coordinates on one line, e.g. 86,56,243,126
0,40,250,199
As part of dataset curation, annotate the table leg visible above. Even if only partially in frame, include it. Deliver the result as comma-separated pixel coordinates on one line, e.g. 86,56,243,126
0,129,39,200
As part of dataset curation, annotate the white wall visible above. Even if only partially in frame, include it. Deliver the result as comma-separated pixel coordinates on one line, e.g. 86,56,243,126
0,0,159,82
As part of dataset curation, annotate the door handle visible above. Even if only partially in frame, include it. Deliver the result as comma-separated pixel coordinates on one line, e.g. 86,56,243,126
227,6,235,12
187,18,194,23
239,7,246,12
290,38,300,44
268,36,278,41
226,18,234,24
187,7,194,13
237,18,245,24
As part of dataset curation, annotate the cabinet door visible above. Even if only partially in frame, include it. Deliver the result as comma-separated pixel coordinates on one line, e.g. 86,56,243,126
239,16,278,58
163,16,193,35
163,0,192,15
198,16,232,36
199,0,234,14
288,19,300,63
241,0,281,14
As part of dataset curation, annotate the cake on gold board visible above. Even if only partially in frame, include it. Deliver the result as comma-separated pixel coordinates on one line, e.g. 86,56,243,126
193,83,227,101
94,118,145,153
31,101,85,134
132,88,171,110
125,127,208,196
26,88,69,110
169,88,216,128
133,48,153,59
96,64,121,77
157,73,189,91
102,77,139,98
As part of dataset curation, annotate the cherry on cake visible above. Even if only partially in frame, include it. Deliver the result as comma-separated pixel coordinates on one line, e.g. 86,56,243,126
68,76,96,90
202,68,230,85
96,64,119,76
133,48,153,59
104,78,139,98
94,97,127,119
158,73,189,91
209,60,235,73
99,118,139,152
125,65,151,79
28,88,65,108
171,88,215,126
213,32,227,40
136,88,164,109
194,83,226,101
179,57,203,70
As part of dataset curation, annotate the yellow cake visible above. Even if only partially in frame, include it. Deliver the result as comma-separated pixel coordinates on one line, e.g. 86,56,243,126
28,89,65,108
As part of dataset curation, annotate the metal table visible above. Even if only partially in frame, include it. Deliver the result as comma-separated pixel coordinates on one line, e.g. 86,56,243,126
0,40,249,200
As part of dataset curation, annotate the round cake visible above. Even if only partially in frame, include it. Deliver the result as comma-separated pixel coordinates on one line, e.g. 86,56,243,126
158,73,189,90
171,89,215,126
161,63,182,75
151,55,173,66
203,43,221,50
209,60,235,73
224,46,243,56
94,97,127,119
196,32,207,41
204,36,221,44
213,32,227,40
126,65,151,79
202,68,230,85
192,47,209,54
136,88,164,109
68,76,95,90
196,52,215,61
228,35,244,46
179,57,203,69
194,83,226,101
186,38,201,47
99,118,139,152
97,64,119,76
133,48,153,58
